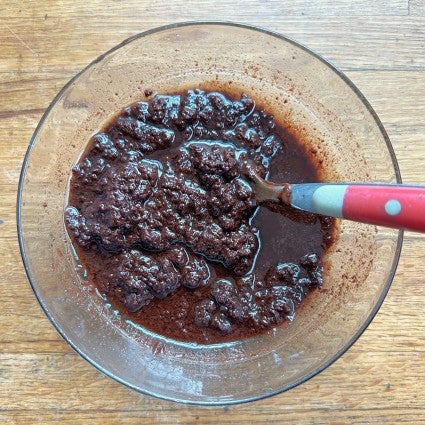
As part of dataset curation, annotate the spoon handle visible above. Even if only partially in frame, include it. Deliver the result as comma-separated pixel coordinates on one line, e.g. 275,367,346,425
290,183,425,232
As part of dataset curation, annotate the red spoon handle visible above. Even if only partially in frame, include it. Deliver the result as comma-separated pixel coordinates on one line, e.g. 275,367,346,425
342,185,425,232
291,183,425,232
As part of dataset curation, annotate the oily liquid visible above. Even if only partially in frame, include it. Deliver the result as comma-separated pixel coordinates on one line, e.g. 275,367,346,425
66,88,334,344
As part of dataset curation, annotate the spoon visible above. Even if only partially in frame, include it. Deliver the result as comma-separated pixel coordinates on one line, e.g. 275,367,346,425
250,172,425,232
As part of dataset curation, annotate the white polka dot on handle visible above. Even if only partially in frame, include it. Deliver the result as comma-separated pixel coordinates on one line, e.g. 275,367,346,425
384,199,402,216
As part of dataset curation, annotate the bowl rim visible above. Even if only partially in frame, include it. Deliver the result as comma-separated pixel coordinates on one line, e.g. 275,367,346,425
17,20,403,405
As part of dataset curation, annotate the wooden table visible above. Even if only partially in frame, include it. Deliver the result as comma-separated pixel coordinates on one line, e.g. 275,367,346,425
2,1,425,423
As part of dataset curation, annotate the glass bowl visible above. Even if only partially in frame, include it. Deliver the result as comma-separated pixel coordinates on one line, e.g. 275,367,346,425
18,22,402,404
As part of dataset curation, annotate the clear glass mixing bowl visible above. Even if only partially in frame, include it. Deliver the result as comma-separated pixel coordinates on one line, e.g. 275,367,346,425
18,22,402,404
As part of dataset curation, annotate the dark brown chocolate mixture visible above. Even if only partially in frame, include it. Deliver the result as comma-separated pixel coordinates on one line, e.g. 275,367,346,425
65,89,334,344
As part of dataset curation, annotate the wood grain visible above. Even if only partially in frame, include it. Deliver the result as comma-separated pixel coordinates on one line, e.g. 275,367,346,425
1,0,425,423
2,16,425,73
1,0,409,18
